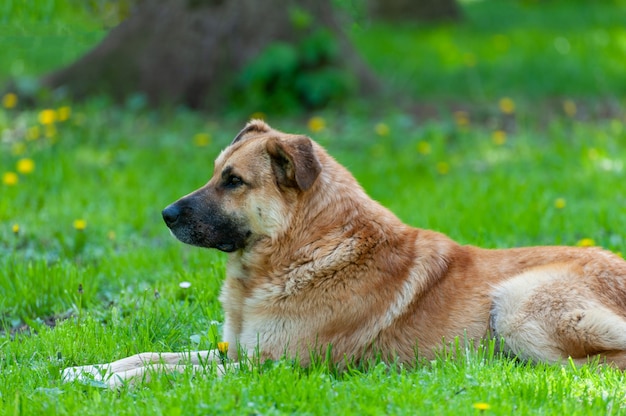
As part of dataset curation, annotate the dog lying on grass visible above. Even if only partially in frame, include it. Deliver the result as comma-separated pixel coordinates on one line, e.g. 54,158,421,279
63,120,626,387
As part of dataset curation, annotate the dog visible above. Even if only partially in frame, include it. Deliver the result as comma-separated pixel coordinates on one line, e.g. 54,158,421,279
63,120,626,387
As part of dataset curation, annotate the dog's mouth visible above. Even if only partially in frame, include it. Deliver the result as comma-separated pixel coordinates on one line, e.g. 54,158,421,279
215,242,237,252
162,202,250,253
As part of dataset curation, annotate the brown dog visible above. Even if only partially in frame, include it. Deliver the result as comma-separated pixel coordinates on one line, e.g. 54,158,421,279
63,120,626,387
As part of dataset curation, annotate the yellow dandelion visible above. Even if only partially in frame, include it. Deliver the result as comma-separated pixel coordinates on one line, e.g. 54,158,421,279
307,116,326,133
107,230,116,240
250,112,266,120
577,238,595,247
436,161,450,175
73,219,87,231
2,92,18,109
375,122,390,137
498,97,515,114
217,342,229,354
417,141,431,155
193,133,211,147
16,158,35,174
453,111,469,127
11,142,26,156
26,125,41,141
38,109,57,125
554,198,566,209
57,106,71,122
563,100,577,118
491,130,506,145
473,402,491,411
463,52,477,67
12,224,20,234
2,172,18,186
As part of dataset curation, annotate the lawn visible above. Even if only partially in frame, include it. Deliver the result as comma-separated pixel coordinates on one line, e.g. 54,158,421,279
2,1,626,415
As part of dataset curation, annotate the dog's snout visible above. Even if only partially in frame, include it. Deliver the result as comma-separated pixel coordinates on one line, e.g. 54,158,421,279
162,204,181,228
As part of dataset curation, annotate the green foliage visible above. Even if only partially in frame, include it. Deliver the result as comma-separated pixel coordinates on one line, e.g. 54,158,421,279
234,28,356,113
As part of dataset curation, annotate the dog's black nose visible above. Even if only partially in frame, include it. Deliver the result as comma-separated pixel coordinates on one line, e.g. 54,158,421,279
162,204,181,228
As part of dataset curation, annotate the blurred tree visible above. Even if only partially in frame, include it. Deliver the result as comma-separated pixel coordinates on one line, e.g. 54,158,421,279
40,0,377,110
372,0,462,21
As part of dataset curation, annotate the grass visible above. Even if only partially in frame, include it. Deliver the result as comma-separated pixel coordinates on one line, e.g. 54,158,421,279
352,0,626,103
2,0,626,415
0,0,106,85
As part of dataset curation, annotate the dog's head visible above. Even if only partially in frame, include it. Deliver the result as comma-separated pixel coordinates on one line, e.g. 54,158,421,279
162,120,322,252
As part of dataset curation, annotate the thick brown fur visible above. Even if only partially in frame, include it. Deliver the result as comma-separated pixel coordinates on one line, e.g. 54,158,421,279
63,120,626,387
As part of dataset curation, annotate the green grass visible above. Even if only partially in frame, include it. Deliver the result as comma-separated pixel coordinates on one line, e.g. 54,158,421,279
2,0,626,415
352,0,626,103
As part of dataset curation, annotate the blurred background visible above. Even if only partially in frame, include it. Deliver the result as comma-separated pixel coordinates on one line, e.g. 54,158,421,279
1,0,625,117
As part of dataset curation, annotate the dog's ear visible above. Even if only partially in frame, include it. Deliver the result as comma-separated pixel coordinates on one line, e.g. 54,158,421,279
266,136,321,191
232,119,271,145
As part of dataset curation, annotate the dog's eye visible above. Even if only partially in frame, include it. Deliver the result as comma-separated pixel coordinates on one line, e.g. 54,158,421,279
224,175,244,189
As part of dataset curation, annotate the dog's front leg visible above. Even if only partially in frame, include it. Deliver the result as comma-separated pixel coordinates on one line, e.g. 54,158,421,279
62,349,225,386
99,360,240,389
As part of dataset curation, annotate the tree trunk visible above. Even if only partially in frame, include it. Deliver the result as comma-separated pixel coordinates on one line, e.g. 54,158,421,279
372,0,462,22
40,0,377,109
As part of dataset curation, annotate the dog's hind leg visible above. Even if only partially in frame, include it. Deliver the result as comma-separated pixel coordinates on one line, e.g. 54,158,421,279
490,265,626,368
565,307,626,369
